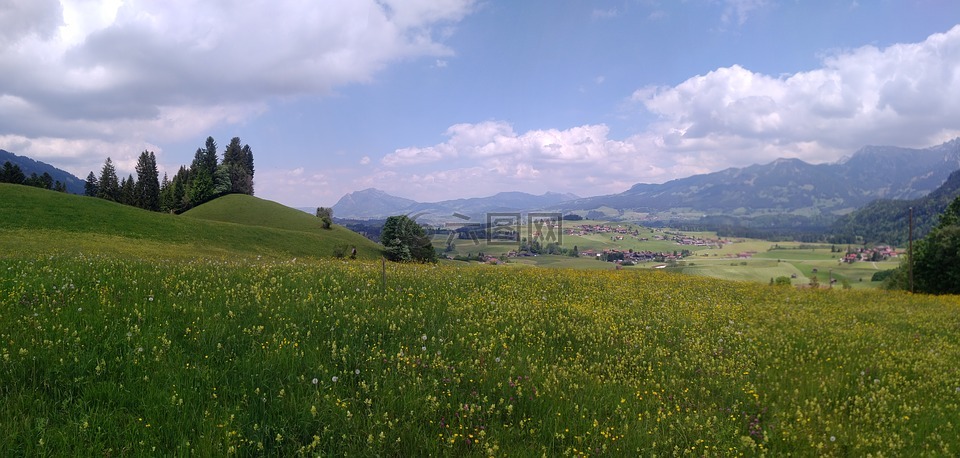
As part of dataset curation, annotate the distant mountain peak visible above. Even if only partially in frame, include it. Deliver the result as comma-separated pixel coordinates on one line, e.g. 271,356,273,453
332,188,582,221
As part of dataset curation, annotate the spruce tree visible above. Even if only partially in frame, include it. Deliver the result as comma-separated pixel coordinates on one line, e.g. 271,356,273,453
172,166,189,210
242,144,255,195
134,150,160,211
97,158,120,201
202,137,219,176
221,137,255,195
1,161,26,184
84,171,99,197
159,173,173,212
119,174,136,206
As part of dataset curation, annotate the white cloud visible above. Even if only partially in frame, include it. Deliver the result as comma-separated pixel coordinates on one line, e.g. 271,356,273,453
375,121,687,200
254,166,336,208
359,156,371,165
0,0,475,175
719,0,769,26
592,8,618,20
384,120,623,168
634,24,960,165
367,25,960,202
0,134,163,177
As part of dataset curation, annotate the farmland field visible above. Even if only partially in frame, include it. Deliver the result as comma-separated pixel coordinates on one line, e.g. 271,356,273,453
437,221,900,289
2,254,959,455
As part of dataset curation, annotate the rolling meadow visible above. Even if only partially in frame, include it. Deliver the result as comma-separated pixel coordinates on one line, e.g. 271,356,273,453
2,184,960,455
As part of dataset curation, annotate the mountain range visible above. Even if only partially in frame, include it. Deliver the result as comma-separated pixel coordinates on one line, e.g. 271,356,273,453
332,189,580,223
831,168,960,245
556,138,960,219
333,139,960,227
0,149,85,194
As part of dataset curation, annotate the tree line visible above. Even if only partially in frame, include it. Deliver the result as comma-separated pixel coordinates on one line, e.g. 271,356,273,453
830,169,960,246
0,162,69,192
884,192,960,294
83,136,254,213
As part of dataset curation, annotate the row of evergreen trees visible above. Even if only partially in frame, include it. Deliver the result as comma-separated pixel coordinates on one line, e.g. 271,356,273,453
84,136,254,213
1,161,69,192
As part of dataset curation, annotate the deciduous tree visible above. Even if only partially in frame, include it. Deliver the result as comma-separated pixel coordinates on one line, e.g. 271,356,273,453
381,215,437,263
316,207,333,229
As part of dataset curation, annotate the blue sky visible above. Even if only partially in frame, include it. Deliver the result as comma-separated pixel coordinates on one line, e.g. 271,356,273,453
2,1,960,207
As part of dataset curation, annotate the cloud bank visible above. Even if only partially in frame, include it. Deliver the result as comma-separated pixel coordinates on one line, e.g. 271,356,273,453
0,0,474,172
372,24,960,200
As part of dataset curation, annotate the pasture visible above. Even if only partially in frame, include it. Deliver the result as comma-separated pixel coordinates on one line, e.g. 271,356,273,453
2,255,959,455
2,186,957,455
436,219,899,288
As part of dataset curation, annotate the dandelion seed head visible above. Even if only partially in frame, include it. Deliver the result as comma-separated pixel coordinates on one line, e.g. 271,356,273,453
332,376,338,383
312,378,319,385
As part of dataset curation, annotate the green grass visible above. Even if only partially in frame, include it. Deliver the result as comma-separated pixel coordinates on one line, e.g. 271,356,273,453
679,259,804,284
182,194,327,233
0,184,381,260
4,184,960,454
2,255,959,455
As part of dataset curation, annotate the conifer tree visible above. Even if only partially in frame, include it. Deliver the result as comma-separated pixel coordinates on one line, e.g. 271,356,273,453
202,137,219,176
134,150,160,211
84,171,99,196
222,137,255,195
159,173,173,212
97,157,120,201
242,144,255,194
172,166,189,210
189,144,216,206
119,174,136,206
1,161,26,184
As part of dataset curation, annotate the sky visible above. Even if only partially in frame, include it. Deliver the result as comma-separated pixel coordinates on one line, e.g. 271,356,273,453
2,0,960,207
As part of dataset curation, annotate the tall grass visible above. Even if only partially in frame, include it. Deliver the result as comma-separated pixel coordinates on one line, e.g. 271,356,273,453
2,254,958,455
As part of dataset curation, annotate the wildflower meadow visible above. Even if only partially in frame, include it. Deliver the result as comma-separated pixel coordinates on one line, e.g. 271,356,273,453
2,254,959,455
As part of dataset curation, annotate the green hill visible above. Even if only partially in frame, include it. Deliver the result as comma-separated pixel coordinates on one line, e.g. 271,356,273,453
183,194,328,232
0,184,381,259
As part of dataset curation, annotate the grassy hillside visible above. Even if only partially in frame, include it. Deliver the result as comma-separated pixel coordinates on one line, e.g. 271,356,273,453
0,184,381,259
182,194,325,232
